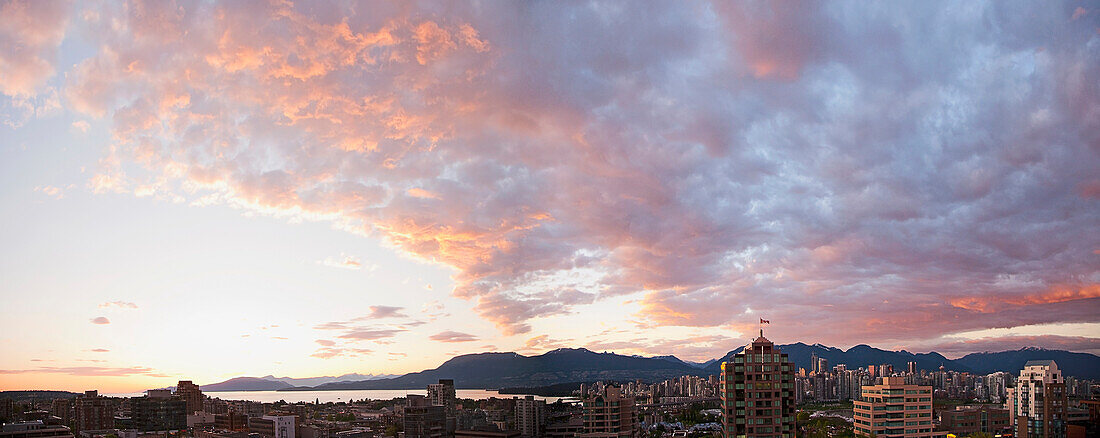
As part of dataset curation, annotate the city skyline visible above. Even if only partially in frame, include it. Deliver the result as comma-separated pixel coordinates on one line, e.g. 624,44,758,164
2,1,1099,393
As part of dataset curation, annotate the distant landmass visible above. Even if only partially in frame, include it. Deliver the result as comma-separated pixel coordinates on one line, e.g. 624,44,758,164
200,373,400,392
259,373,398,388
194,345,1099,392
0,390,79,402
202,377,293,392
283,348,708,391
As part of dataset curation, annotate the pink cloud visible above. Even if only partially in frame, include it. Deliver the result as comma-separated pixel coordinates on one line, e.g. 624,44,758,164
0,365,165,377
90,317,110,324
0,0,70,96
310,347,373,359
338,328,405,341
357,305,408,319
429,331,479,343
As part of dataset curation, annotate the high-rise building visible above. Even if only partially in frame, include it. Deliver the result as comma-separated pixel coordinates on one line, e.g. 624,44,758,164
719,332,796,438
73,391,114,432
0,398,14,423
427,379,456,434
580,386,635,438
514,396,545,438
48,399,72,428
131,391,186,431
908,362,917,374
176,381,204,414
853,377,937,438
404,395,446,438
428,380,456,413
1006,360,1067,438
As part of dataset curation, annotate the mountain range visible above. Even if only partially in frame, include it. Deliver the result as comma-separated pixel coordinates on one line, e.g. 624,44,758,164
197,345,1100,391
201,373,396,392
703,344,1100,380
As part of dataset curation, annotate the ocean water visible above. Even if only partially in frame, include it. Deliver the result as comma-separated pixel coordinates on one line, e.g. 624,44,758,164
105,389,576,404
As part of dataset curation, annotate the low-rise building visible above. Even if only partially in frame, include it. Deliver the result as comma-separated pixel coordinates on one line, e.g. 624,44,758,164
0,421,75,438
130,393,185,432
214,412,248,431
248,416,295,438
854,377,940,438
937,405,1010,436
454,431,520,438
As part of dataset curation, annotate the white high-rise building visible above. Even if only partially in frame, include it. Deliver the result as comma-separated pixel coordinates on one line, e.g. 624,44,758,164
1006,360,1067,438
514,396,546,437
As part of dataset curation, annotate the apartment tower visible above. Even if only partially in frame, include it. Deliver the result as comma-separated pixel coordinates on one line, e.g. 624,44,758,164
580,386,636,438
175,381,204,414
73,391,114,432
1006,360,1067,438
719,331,796,438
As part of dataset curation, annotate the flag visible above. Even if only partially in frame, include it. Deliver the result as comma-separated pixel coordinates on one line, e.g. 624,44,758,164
760,318,770,324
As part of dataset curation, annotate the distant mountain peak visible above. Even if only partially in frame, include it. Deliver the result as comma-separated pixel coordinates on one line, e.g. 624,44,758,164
545,347,593,355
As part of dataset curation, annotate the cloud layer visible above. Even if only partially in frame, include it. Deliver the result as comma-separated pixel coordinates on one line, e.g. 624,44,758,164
19,0,1098,349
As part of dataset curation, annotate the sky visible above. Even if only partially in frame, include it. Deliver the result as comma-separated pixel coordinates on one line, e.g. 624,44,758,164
1,0,1098,393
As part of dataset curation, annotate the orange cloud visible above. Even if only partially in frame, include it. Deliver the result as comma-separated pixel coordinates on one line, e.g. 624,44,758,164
407,187,440,199
951,283,1100,313
413,21,456,65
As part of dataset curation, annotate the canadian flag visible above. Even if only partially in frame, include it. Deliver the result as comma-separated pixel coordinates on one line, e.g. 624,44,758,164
760,318,770,324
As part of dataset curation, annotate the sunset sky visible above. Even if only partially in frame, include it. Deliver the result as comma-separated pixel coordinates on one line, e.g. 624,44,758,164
1,0,1098,393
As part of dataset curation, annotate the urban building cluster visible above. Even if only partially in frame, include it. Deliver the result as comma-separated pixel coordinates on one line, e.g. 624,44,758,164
582,375,718,406
792,356,1073,405
2,342,1098,438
